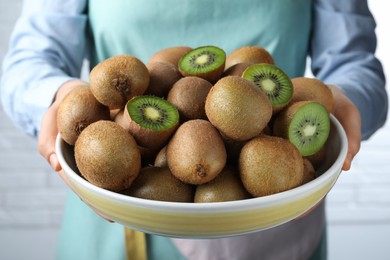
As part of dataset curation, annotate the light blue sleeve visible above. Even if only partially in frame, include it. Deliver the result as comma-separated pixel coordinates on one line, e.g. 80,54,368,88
0,0,88,137
310,0,388,140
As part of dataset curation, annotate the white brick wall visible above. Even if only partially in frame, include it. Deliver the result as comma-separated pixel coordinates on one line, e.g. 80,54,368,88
0,1,389,260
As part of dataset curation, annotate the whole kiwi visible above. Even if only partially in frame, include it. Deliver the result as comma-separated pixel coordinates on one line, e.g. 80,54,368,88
194,166,251,203
291,77,334,113
57,84,110,145
154,146,168,167
148,46,193,69
225,46,274,70
239,135,304,197
222,62,252,77
167,76,213,121
89,55,150,110
302,158,316,184
205,76,273,141
122,166,195,202
166,119,227,185
145,61,182,98
74,120,141,192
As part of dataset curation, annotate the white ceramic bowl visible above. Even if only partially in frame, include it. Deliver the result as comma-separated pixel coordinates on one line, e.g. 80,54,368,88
56,115,347,238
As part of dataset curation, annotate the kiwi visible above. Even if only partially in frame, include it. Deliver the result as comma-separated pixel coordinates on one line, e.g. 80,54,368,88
242,63,294,113
225,46,274,69
89,55,150,109
166,119,227,185
302,158,316,184
122,166,194,202
57,85,110,145
167,76,213,121
147,46,193,68
145,61,182,98
273,101,330,157
222,62,252,77
304,146,326,170
194,166,251,203
74,120,141,192
116,95,179,155
205,76,272,141
239,135,304,197
291,77,334,113
178,45,226,83
154,146,168,167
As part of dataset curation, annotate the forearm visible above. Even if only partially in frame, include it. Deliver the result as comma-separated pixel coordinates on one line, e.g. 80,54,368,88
310,0,388,140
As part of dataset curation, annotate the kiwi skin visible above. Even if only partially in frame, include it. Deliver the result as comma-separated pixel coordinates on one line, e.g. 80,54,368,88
145,61,182,98
239,135,304,197
167,76,213,122
154,146,168,167
302,158,316,184
291,77,334,113
74,120,141,192
194,166,251,203
57,84,110,145
166,119,227,185
205,76,273,141
122,166,195,202
89,55,150,110
225,46,274,70
147,46,193,69
222,62,252,77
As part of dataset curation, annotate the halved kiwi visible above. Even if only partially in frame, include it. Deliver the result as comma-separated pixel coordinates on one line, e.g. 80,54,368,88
116,95,179,156
273,101,330,157
178,45,226,83
242,63,293,113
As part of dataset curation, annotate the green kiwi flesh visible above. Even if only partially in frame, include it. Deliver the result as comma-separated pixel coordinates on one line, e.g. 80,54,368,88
178,45,226,83
273,101,330,157
242,63,293,112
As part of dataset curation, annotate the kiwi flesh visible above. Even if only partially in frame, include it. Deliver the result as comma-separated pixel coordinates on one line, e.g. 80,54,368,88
166,119,227,185
89,55,150,109
167,76,213,122
178,45,226,83
57,85,110,145
239,135,304,197
225,46,274,70
273,101,330,157
116,95,179,155
291,77,334,113
122,166,194,202
147,46,193,68
194,166,251,203
242,63,293,113
205,76,272,141
74,120,141,192
145,61,182,98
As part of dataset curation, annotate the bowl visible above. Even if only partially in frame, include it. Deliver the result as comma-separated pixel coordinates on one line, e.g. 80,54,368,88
56,115,347,238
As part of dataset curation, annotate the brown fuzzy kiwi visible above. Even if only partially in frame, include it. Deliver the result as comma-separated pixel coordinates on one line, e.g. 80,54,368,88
166,119,227,185
194,166,251,203
57,85,110,145
148,46,193,68
145,61,182,98
304,146,326,170
167,76,213,121
116,95,179,156
154,146,168,167
74,120,141,192
291,77,334,113
239,135,304,197
302,158,316,184
225,46,274,70
89,55,150,110
222,62,252,77
122,166,194,202
205,76,273,141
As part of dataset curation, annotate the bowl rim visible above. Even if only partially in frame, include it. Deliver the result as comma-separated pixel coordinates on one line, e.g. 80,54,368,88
56,115,348,212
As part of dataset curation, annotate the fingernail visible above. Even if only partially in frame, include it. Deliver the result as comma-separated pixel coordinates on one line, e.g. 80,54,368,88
49,154,58,170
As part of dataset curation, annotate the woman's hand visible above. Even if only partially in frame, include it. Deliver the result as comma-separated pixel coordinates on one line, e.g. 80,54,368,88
328,85,361,171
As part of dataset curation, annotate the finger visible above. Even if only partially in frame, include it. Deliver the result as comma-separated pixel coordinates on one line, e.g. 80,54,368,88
38,102,62,171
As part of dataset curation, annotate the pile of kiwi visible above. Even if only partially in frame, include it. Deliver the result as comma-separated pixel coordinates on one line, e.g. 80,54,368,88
57,45,334,202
